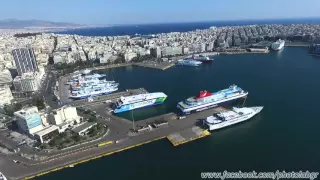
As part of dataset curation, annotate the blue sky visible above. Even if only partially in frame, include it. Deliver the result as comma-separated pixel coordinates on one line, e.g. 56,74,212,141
1,0,320,25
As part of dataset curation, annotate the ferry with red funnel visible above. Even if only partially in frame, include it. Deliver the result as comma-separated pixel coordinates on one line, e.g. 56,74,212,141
177,85,248,115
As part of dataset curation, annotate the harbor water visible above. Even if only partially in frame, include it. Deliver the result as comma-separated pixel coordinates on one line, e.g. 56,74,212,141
36,47,320,180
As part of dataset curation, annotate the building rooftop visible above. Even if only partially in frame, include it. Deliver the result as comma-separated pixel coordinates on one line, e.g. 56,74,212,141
34,125,59,137
72,122,97,134
14,106,39,117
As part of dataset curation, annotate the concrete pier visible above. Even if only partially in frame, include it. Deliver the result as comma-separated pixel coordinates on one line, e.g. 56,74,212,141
167,126,211,146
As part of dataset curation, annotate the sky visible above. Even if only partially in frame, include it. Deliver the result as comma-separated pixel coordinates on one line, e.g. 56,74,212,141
1,0,320,25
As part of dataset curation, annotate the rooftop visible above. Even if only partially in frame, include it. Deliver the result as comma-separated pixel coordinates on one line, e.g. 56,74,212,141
72,122,97,133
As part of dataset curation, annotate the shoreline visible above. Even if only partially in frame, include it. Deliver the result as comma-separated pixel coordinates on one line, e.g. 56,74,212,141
21,136,166,180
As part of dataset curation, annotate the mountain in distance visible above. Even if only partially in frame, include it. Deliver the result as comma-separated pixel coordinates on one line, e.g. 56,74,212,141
0,19,83,29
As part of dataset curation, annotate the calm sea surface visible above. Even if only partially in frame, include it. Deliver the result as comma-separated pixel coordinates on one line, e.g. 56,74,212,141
36,47,320,180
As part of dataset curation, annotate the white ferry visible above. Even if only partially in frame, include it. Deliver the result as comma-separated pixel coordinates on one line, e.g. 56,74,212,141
203,106,263,131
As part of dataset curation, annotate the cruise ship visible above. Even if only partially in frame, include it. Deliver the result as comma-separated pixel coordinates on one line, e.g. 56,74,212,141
271,39,285,50
176,59,202,66
203,106,263,131
177,85,248,114
113,92,167,113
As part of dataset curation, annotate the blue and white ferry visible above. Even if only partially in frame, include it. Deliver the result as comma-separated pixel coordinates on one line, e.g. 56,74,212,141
177,85,248,114
113,92,167,113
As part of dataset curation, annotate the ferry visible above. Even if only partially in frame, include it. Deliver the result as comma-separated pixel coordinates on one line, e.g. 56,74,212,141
113,92,167,113
0,172,7,180
188,54,214,63
69,85,118,99
176,59,202,66
203,106,263,131
271,39,285,50
177,85,248,115
69,73,119,100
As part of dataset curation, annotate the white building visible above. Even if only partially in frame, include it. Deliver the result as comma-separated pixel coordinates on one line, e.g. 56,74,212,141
0,68,13,85
0,85,13,107
13,72,41,92
49,106,81,132
14,106,44,135
124,52,137,62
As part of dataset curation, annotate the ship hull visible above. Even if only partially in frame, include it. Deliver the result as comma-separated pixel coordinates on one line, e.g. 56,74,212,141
114,97,166,113
194,59,213,63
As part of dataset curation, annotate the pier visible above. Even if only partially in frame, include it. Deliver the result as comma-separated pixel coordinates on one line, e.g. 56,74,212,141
167,126,211,146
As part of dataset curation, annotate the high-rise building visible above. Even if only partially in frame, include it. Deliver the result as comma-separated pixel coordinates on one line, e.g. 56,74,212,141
14,106,44,135
12,48,38,76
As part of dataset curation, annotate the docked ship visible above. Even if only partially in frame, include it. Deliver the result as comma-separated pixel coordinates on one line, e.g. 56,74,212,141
188,54,214,63
176,59,202,66
113,92,167,113
271,39,285,50
203,106,263,131
70,84,118,99
69,73,118,99
177,85,248,114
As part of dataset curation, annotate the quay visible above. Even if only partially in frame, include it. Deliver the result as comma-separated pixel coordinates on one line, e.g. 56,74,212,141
93,62,176,71
15,106,230,180
167,126,211,146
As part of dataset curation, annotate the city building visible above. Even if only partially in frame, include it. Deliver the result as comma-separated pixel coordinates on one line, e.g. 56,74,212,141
0,85,13,107
14,106,44,135
13,72,41,92
12,48,38,76
49,106,81,132
34,125,60,143
72,122,97,136
150,47,162,58
0,68,13,85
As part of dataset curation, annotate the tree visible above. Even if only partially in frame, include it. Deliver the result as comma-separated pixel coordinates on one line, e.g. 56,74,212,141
96,123,103,131
40,143,49,149
88,116,97,122
49,136,63,147
32,97,45,110
72,135,81,142
88,126,98,137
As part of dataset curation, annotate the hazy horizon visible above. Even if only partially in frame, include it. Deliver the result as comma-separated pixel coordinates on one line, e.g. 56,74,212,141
2,0,320,25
